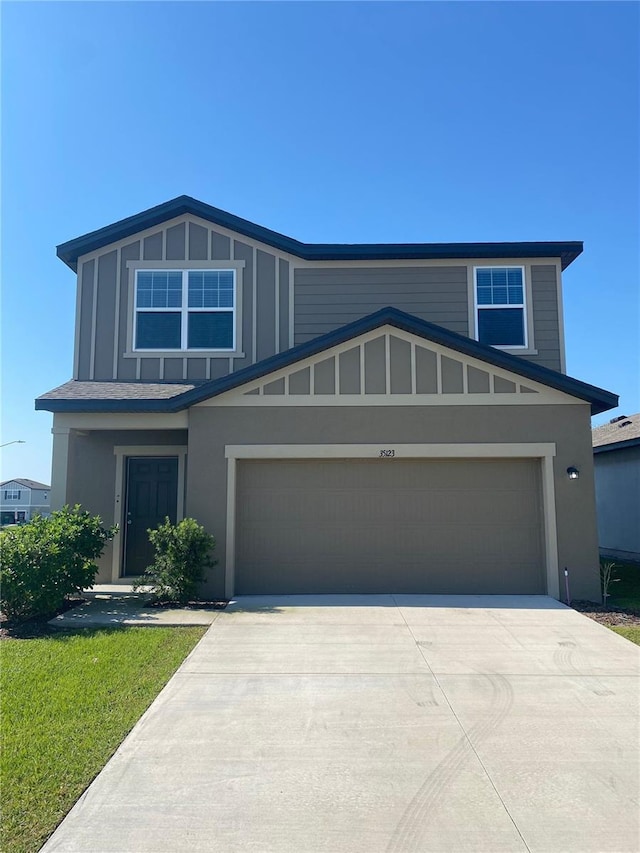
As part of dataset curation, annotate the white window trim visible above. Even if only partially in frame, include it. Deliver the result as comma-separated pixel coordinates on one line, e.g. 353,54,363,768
4,490,20,501
124,260,246,359
473,265,528,350
133,268,236,353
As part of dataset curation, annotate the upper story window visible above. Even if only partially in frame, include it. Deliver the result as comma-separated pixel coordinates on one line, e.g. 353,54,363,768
4,490,20,501
474,267,527,348
134,269,236,351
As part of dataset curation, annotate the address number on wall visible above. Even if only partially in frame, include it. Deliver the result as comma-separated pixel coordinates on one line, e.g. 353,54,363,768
379,449,396,457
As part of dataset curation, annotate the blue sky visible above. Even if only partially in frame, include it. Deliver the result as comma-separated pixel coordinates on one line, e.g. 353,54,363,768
1,1,638,484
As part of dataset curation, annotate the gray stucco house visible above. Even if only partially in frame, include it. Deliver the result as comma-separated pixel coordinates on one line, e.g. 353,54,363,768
0,478,50,524
593,414,640,562
36,196,617,600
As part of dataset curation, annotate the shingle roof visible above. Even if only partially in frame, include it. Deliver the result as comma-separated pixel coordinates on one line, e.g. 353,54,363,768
37,381,197,402
0,478,50,490
56,195,584,272
592,413,640,452
36,307,617,416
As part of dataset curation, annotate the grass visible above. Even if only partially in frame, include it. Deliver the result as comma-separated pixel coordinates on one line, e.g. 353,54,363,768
610,626,640,645
607,559,640,612
1,626,206,853
600,559,640,646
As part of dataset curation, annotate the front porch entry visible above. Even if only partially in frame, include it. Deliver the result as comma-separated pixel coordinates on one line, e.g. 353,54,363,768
111,443,187,582
123,457,179,576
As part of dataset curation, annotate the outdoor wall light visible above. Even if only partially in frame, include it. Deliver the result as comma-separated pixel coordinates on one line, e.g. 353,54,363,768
566,466,580,480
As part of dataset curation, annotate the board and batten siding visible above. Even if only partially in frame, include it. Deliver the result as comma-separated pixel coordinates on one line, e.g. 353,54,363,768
74,214,564,381
530,265,562,371
75,216,291,382
294,266,469,344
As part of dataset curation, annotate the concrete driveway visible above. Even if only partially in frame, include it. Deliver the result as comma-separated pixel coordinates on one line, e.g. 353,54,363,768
41,595,639,853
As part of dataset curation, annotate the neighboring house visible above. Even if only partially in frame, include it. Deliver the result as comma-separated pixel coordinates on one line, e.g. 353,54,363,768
592,413,640,562
0,479,51,524
36,196,617,600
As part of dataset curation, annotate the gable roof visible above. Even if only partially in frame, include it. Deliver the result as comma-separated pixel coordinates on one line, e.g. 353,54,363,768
0,478,50,490
56,195,583,272
36,307,617,415
593,413,640,454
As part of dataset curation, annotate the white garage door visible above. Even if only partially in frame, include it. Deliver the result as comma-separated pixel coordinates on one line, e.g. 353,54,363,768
235,458,545,594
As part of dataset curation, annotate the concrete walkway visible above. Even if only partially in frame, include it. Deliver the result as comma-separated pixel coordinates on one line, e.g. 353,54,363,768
48,584,221,628
41,595,639,853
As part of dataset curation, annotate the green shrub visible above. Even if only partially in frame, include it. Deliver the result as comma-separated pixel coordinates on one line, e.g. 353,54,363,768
0,505,116,621
134,517,216,604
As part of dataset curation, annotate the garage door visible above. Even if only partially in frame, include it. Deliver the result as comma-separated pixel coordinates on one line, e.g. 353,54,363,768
235,458,545,595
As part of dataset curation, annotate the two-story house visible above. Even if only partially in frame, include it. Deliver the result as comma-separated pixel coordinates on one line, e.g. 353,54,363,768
0,479,51,524
36,196,617,600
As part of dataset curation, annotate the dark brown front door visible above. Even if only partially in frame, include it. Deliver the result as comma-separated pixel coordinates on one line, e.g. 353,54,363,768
123,457,178,577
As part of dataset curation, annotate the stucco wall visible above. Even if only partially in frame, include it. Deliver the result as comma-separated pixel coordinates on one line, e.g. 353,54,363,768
594,445,640,558
59,404,599,597
186,402,599,600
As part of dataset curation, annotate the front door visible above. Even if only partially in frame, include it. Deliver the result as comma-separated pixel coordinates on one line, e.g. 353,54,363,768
123,457,179,577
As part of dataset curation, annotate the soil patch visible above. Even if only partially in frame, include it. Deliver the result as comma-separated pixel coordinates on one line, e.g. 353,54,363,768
146,599,228,610
0,597,86,640
570,599,640,627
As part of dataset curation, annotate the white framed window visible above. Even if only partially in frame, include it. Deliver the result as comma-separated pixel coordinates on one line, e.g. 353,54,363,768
474,266,527,348
134,269,236,351
4,490,20,500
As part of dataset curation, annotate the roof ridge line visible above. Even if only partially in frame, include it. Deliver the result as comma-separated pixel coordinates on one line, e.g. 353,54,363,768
55,196,584,272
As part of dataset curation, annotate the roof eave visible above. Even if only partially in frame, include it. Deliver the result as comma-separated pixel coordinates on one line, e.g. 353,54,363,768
594,437,640,454
35,308,617,416
34,397,182,414
56,195,305,272
56,196,583,271
175,309,616,415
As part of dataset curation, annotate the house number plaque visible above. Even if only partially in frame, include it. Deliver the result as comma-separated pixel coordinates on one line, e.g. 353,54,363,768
379,449,395,457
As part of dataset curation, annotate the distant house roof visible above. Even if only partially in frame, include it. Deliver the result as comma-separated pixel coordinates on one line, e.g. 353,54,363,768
0,478,50,490
593,413,640,454
36,307,617,415
56,195,584,272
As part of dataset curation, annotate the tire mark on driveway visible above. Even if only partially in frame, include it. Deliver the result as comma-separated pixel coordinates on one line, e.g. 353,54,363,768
553,640,614,694
386,673,516,853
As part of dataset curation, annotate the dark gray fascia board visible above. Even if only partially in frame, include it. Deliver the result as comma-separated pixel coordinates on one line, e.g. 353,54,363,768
35,397,182,414
35,307,618,416
593,437,640,454
56,195,584,272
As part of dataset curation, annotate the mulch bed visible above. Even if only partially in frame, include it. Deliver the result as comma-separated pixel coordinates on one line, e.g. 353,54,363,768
3,596,637,639
0,597,87,640
1,596,229,640
570,600,640,627
146,599,228,610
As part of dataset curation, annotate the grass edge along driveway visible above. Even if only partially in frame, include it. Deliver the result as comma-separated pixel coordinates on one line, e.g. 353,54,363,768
611,625,640,644
606,559,640,646
1,625,206,853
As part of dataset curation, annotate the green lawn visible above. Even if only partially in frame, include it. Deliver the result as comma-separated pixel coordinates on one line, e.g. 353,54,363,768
611,626,640,646
601,560,640,646
1,626,206,853
607,560,640,612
